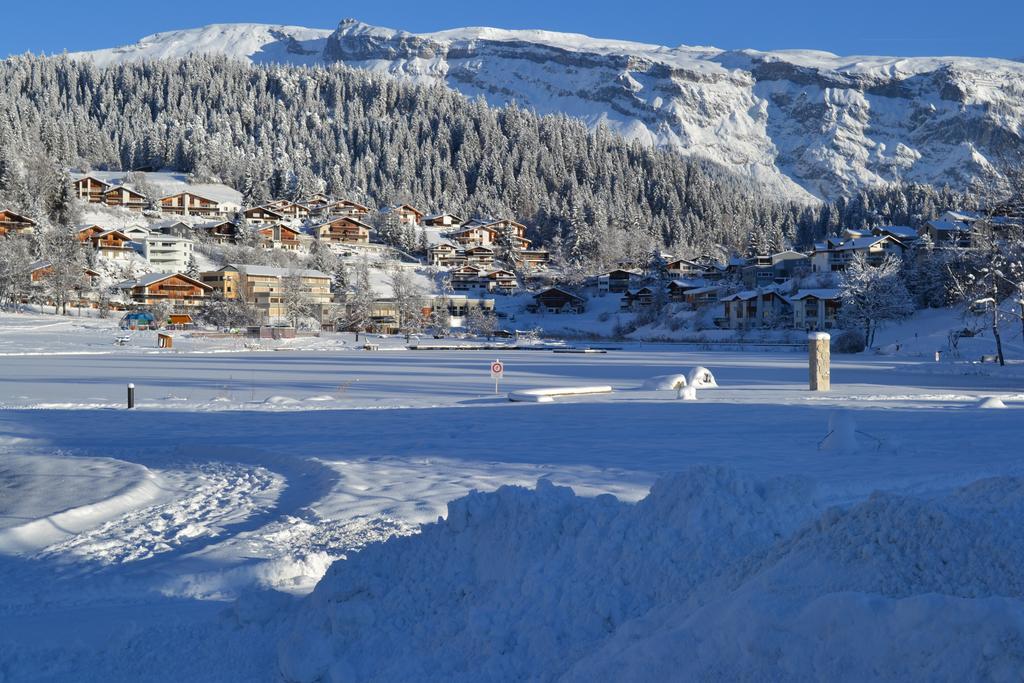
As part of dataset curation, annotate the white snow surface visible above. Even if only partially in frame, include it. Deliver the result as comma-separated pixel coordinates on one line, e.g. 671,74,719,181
1,309,1024,679
66,19,1024,200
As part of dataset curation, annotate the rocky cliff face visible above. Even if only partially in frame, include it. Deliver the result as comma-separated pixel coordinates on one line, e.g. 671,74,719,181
69,19,1024,202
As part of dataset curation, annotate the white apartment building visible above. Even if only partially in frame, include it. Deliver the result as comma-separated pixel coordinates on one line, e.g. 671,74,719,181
143,234,195,271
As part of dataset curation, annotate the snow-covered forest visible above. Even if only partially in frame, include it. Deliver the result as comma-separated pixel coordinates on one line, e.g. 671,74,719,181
0,55,964,270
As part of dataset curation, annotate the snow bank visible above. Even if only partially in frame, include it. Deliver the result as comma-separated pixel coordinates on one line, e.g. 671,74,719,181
507,386,613,402
279,469,1024,681
279,467,817,681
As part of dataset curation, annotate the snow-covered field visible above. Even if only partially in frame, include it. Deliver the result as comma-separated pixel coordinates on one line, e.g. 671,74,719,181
0,310,1022,680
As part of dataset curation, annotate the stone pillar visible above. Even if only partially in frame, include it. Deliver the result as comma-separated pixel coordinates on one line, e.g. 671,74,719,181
808,332,830,392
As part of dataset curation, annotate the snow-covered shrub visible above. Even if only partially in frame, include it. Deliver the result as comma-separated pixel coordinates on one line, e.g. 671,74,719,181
832,329,866,354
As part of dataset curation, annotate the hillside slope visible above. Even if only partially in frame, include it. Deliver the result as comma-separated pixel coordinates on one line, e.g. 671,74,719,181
68,19,1024,202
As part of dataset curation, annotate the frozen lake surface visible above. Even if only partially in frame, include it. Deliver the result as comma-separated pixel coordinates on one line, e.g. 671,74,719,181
1,326,1022,680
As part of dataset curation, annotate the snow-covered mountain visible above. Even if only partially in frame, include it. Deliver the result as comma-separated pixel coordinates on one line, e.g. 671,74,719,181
69,20,1024,202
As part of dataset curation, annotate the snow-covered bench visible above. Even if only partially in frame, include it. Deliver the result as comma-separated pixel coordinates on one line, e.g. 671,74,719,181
508,386,614,403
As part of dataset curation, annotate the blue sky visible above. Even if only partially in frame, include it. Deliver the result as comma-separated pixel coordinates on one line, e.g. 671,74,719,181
5,0,1022,59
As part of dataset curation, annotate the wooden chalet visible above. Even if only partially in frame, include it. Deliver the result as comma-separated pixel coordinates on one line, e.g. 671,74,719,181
720,287,791,329
159,192,221,217
620,287,656,310
91,230,136,260
29,260,100,284
423,213,464,228
450,266,484,291
315,216,371,245
0,209,36,237
598,269,643,294
482,269,518,294
512,248,549,268
268,200,309,221
389,204,425,226
449,224,499,247
72,175,112,203
427,242,466,267
102,185,148,210
76,225,106,243
666,279,705,302
464,245,496,268
258,223,304,251
531,287,586,314
327,199,371,218
118,273,212,308
198,220,238,245
243,206,285,225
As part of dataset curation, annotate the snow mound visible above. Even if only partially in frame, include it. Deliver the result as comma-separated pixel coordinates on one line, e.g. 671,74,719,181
687,366,718,388
279,467,817,681
279,471,1024,681
641,374,687,390
978,396,1008,409
263,396,300,406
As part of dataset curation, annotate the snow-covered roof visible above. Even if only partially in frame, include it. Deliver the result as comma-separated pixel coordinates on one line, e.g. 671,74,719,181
720,285,785,301
790,288,840,300
683,285,722,295
117,272,207,289
669,278,706,288
221,263,329,279
833,236,903,251
874,225,918,239
927,219,971,233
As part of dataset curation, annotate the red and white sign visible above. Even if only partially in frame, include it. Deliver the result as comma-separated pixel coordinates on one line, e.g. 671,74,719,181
490,360,505,378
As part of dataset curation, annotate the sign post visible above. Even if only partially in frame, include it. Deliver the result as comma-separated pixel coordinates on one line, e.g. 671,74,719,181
490,359,504,395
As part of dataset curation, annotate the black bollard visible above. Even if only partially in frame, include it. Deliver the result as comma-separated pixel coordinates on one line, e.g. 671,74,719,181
127,383,135,409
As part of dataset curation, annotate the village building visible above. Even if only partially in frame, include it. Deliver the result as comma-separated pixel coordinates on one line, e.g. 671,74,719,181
86,229,135,261
243,206,285,225
481,269,518,294
598,269,644,294
258,223,304,252
464,245,496,269
314,216,371,246
102,185,148,210
326,199,371,219
159,192,221,218
620,287,656,310
72,175,112,203
681,284,723,307
666,279,706,302
121,226,152,243
386,204,425,226
450,266,484,291
201,264,332,324
529,287,586,314
791,289,841,331
117,273,212,308
423,213,464,228
266,200,309,221
427,242,466,268
143,233,195,271
921,214,973,249
665,258,706,279
810,235,906,273
719,287,791,329
196,220,237,245
301,194,332,216
0,209,36,237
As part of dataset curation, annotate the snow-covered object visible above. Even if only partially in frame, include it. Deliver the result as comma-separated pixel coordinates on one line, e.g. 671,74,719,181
507,386,613,402
820,410,859,452
977,396,1008,409
70,19,1024,200
641,374,687,390
280,470,1024,681
687,366,718,388
677,385,698,401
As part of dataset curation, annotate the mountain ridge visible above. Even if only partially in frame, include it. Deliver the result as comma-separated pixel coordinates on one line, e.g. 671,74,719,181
65,19,1024,202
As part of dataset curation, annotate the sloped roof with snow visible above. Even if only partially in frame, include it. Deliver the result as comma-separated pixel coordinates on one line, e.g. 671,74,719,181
221,263,329,279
